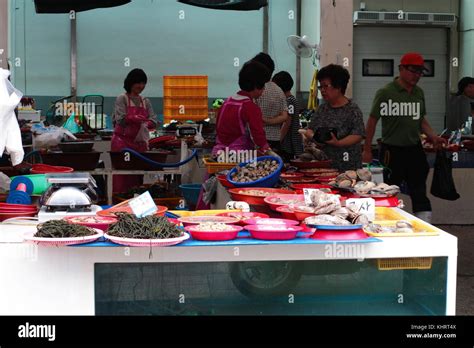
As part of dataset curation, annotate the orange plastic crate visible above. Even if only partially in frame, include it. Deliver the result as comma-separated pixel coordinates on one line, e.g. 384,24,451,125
164,86,208,97
164,97,208,107
164,75,208,87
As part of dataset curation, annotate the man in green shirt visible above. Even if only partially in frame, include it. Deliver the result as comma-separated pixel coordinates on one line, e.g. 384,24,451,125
362,53,446,223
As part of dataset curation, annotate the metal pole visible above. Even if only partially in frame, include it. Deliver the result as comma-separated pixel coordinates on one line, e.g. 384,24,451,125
296,0,302,99
70,14,77,102
263,3,269,53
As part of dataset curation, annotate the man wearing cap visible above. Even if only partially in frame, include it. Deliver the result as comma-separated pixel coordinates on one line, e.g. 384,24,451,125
362,53,446,223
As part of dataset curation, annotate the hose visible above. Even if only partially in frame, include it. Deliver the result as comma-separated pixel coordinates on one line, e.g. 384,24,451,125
121,148,198,168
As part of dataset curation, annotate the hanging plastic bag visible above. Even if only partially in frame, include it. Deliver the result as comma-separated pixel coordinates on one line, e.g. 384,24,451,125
0,69,24,166
430,150,460,201
33,126,77,149
62,113,82,134
134,122,150,143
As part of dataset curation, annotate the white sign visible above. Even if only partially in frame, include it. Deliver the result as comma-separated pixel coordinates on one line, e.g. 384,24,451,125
345,198,375,221
128,191,157,218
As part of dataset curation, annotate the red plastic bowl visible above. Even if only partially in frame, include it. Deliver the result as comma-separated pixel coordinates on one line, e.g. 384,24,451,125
290,183,334,194
0,210,38,222
244,218,299,226
216,212,269,226
0,203,38,212
290,160,332,169
263,194,305,211
284,177,317,184
228,188,294,206
303,172,339,178
178,216,240,227
312,229,368,240
339,192,400,207
185,225,243,241
275,206,297,220
280,172,305,179
245,224,303,240
292,209,317,221
217,174,235,188
315,176,338,183
65,215,117,231
30,164,74,174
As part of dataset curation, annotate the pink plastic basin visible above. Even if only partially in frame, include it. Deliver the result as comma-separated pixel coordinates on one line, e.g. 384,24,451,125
245,224,303,240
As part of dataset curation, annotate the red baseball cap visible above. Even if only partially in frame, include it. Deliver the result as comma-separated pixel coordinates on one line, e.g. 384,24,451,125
400,52,428,71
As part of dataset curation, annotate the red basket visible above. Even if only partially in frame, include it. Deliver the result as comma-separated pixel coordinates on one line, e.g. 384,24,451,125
30,164,74,174
227,188,294,206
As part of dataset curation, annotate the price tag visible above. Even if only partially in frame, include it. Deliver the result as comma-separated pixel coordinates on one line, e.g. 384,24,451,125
128,191,158,218
345,198,375,220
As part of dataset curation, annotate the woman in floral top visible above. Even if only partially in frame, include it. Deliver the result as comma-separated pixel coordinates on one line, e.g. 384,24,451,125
303,64,365,171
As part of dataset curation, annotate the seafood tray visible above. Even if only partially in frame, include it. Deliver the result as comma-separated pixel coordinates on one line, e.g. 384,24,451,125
374,207,406,221
364,220,439,237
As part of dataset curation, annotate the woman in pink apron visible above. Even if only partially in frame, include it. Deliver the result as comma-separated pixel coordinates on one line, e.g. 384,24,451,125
111,69,156,194
197,62,272,209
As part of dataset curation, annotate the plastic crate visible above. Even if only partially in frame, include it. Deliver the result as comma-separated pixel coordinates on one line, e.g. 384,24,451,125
203,157,237,174
374,207,406,221
164,97,208,107
169,209,240,217
377,257,433,271
164,75,208,87
364,220,439,237
163,86,208,97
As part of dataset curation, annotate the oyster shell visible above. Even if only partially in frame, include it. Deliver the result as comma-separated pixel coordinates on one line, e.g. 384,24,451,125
356,168,372,181
345,170,358,180
396,220,413,229
351,214,370,225
305,214,351,226
338,179,353,188
353,181,377,194
331,207,350,220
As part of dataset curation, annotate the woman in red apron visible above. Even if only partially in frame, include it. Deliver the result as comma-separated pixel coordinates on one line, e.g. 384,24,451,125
111,69,156,194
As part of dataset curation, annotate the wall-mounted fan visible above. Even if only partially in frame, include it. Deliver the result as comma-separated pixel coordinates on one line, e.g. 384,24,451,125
287,35,320,64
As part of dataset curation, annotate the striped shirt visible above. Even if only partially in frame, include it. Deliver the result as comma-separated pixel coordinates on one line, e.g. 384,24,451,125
256,81,288,141
281,95,304,156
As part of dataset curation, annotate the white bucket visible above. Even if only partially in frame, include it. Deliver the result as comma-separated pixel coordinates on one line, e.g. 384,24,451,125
369,167,384,184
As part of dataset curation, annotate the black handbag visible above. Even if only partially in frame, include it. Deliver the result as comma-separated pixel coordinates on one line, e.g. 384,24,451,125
430,150,460,201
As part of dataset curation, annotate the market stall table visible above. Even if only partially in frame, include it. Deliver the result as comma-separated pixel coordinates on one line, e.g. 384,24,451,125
0,208,457,316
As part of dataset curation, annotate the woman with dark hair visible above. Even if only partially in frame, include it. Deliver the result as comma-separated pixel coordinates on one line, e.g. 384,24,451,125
446,76,474,132
111,68,157,193
212,61,271,157
302,64,365,171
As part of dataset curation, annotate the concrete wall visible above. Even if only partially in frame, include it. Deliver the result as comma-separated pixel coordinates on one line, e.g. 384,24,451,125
353,0,461,92
0,0,8,69
8,0,299,117
320,0,353,97
460,0,474,78
301,0,320,93
353,0,458,13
